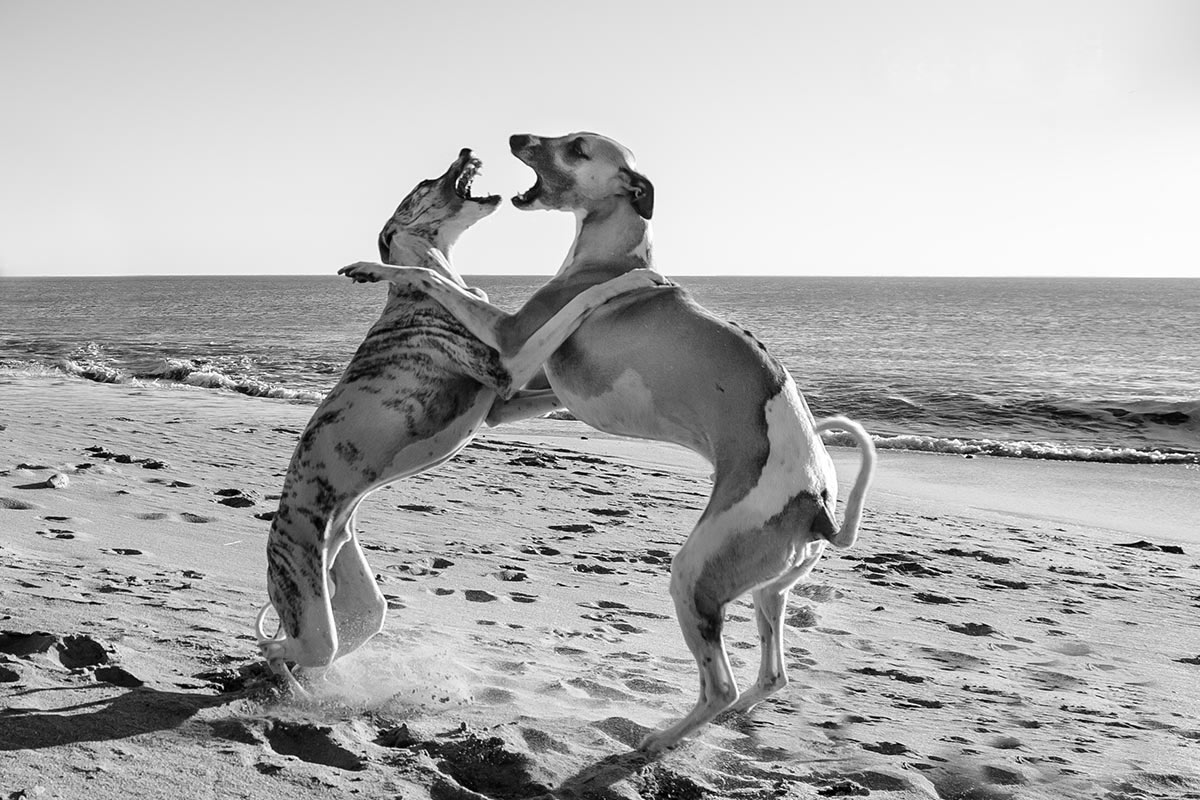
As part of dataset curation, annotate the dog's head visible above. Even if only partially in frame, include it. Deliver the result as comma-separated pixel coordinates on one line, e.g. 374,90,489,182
509,132,654,220
379,148,501,259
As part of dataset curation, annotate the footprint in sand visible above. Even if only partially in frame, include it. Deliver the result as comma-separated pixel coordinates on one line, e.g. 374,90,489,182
385,557,453,579
521,544,564,555
396,503,443,514
777,602,817,627
915,592,961,605
0,631,111,669
35,528,77,540
851,666,928,684
180,513,213,524
548,523,594,534
0,497,39,510
934,547,1013,565
214,489,255,508
949,622,998,637
982,577,1031,590
95,665,144,687
253,721,365,772
490,567,527,582
568,676,636,702
580,611,647,634
574,563,620,575
624,676,676,695
885,693,944,710
586,507,631,519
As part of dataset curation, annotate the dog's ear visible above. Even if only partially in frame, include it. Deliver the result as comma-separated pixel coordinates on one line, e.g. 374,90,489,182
620,168,655,219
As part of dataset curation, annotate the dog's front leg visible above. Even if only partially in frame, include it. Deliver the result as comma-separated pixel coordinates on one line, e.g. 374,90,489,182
340,262,669,395
339,262,510,351
498,269,666,388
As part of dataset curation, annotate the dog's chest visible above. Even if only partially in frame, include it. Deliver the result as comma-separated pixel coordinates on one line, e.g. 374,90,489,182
342,303,504,390
546,362,712,457
551,367,658,430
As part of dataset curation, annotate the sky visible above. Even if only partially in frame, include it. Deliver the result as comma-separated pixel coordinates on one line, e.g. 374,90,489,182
2,1,1198,278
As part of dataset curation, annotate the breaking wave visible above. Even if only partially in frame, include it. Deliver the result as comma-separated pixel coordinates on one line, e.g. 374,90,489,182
2,340,1196,465
2,345,325,404
820,430,1198,465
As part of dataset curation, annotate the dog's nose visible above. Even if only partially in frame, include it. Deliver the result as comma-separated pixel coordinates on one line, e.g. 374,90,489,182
509,134,532,153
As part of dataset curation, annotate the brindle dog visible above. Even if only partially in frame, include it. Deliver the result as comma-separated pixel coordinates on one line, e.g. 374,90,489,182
257,149,662,691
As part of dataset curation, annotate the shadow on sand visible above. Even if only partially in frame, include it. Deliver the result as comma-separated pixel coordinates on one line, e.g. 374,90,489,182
0,682,251,751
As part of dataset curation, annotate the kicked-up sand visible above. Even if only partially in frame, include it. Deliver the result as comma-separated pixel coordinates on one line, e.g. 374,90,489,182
1,373,1198,799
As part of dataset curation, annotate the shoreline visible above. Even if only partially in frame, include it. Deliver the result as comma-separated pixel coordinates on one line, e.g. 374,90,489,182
2,373,1198,799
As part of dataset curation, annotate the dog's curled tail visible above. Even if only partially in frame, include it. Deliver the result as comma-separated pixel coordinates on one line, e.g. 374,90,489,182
255,601,285,645
815,415,877,549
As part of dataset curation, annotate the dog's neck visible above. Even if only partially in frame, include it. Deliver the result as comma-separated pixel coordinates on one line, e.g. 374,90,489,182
558,202,652,277
383,228,467,287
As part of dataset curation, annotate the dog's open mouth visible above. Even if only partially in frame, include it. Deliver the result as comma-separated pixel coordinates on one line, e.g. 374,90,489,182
512,176,542,209
453,152,501,206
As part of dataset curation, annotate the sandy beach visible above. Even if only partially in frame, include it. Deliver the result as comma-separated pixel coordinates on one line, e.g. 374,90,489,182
2,373,1198,799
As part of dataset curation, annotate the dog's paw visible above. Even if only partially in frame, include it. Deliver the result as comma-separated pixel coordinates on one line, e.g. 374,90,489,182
338,262,389,283
636,730,677,754
258,638,287,661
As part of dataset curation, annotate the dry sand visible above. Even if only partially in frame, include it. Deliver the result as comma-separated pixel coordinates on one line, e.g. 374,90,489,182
2,373,1198,799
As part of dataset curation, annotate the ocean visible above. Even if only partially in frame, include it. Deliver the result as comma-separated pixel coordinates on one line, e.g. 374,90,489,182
2,275,1197,464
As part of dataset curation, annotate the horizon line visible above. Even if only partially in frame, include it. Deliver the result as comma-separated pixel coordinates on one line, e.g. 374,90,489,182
2,273,1198,281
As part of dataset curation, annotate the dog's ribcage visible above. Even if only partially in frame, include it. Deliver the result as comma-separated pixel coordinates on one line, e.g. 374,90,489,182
340,290,509,403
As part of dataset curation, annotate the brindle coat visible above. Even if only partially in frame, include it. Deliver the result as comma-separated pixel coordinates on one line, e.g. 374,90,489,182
258,149,660,685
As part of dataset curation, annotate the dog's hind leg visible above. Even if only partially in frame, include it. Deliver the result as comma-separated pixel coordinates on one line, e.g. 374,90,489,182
736,586,790,714
730,546,825,713
327,507,387,661
639,536,741,753
259,524,342,686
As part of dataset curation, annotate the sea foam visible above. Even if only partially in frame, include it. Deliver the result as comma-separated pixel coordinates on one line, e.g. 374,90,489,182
820,430,1198,465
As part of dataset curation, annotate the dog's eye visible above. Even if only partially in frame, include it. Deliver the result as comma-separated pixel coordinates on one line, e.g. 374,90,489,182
569,138,588,159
